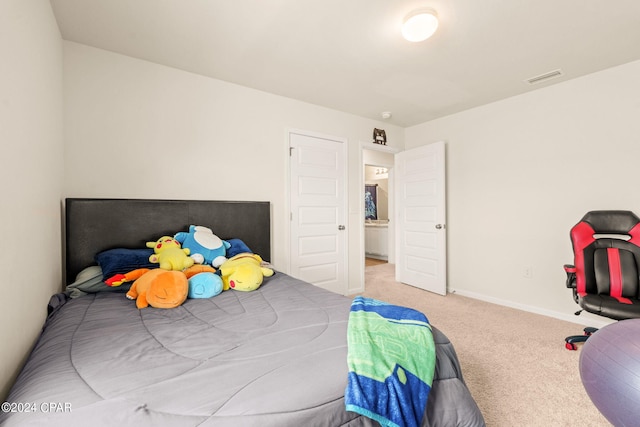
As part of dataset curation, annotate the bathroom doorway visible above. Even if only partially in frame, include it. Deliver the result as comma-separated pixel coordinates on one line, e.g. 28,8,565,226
363,148,395,281
364,165,390,263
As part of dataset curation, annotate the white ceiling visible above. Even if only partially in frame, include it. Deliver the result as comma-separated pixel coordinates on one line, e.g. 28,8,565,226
50,0,640,127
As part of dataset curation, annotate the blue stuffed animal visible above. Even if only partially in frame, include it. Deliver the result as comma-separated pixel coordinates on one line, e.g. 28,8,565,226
188,272,223,299
175,225,231,268
183,265,223,299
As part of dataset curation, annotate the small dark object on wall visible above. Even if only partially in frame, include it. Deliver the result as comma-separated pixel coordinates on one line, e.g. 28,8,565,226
373,128,387,145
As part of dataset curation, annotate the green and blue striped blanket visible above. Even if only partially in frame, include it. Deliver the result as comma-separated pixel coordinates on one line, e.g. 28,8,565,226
345,297,436,427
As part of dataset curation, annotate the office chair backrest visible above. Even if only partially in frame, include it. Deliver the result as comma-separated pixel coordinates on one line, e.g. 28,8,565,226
570,211,640,303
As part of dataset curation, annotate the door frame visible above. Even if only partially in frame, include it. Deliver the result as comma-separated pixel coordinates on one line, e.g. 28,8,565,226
359,142,400,290
286,128,349,293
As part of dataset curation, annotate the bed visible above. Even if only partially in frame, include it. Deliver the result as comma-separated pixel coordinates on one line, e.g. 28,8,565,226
1,198,484,427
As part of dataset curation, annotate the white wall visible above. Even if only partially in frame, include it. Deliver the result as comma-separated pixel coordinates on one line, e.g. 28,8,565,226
405,60,640,326
0,1,63,399
63,42,404,296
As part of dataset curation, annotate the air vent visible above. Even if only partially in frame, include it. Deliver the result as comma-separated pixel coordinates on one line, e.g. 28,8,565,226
525,69,563,85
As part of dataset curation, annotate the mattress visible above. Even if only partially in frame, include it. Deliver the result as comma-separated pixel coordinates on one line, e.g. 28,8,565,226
2,272,484,427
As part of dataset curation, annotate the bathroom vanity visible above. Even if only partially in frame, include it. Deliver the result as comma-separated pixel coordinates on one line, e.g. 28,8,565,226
365,220,389,260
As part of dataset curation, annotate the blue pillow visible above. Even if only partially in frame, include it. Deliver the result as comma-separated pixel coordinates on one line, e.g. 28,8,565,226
95,248,156,281
226,238,253,258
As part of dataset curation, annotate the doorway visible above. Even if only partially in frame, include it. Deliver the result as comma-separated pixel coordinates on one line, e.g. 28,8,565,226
363,147,396,283
364,165,391,263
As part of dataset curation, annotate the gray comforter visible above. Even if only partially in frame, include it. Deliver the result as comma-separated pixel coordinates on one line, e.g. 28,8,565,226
1,273,484,427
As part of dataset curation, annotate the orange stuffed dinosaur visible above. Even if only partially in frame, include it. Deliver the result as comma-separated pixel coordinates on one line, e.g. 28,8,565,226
120,268,188,309
109,265,218,309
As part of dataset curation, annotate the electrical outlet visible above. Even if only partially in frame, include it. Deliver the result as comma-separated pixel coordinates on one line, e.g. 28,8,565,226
523,266,533,279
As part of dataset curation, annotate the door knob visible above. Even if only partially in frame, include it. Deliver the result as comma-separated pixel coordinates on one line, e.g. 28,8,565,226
435,224,444,229
338,225,346,230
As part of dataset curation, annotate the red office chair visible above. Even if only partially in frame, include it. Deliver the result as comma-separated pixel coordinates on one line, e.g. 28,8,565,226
564,211,640,350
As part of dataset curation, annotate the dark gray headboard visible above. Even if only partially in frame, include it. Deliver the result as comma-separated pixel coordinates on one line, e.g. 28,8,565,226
65,198,271,284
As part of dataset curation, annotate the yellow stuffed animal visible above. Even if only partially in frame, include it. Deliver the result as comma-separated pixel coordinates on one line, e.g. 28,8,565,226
219,253,274,292
122,268,189,309
146,236,194,271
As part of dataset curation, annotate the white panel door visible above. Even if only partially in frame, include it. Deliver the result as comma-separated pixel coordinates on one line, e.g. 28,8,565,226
289,131,347,294
395,141,446,295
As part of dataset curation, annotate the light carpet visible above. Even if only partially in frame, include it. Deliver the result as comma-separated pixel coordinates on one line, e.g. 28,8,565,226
362,263,610,427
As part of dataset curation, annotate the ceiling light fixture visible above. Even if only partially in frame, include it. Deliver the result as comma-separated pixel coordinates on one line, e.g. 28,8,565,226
402,9,439,42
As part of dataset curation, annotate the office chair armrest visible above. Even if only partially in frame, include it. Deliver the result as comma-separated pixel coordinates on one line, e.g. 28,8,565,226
564,264,580,305
564,264,576,289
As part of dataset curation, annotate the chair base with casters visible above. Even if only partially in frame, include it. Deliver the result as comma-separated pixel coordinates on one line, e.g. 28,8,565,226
564,211,640,350
564,326,598,351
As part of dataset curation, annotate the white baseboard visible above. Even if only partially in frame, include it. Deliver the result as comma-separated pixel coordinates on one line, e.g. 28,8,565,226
451,288,614,329
347,285,365,295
